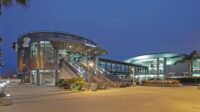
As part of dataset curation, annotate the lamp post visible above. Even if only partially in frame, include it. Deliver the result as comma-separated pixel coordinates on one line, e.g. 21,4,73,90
89,61,94,74
88,61,98,91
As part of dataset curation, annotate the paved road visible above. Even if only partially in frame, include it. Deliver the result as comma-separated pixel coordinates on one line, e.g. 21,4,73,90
0,85,200,112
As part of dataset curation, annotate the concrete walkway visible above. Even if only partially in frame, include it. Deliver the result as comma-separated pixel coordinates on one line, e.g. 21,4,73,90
0,85,200,112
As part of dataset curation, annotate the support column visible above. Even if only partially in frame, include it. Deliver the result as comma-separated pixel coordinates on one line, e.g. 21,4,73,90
163,58,167,79
191,60,193,77
55,70,59,86
131,67,136,86
54,49,59,85
156,58,159,79
111,63,113,72
146,68,148,80
36,70,40,86
30,72,33,84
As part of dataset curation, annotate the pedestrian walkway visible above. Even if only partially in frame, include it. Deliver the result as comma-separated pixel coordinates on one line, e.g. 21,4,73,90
0,85,68,112
0,85,200,112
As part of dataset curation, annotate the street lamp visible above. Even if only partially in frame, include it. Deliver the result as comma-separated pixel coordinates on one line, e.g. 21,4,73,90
89,62,94,68
88,62,94,74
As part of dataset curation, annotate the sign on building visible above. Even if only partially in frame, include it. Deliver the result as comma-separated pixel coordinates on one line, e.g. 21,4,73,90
22,37,30,48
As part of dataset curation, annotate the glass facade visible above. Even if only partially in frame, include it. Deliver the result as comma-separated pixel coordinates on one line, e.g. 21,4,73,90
19,32,200,87
30,70,56,85
192,58,200,76
132,57,166,80
29,41,55,69
26,41,56,85
99,61,131,74
126,53,200,79
17,32,107,86
98,59,148,78
28,40,92,86
124,53,183,80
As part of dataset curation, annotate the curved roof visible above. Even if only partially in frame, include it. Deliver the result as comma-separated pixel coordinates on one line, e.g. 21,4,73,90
18,31,97,46
125,53,185,65
18,31,108,56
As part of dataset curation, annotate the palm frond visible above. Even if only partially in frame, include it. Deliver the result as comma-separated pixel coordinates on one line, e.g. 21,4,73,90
174,50,198,66
2,0,13,7
0,0,29,7
16,0,29,6
188,50,197,59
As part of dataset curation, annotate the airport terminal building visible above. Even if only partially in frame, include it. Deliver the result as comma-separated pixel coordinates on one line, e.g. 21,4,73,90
125,53,200,81
16,32,146,86
15,31,200,86
17,32,106,85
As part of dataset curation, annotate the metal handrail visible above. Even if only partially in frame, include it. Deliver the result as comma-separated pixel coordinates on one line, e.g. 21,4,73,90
60,59,130,87
61,59,91,82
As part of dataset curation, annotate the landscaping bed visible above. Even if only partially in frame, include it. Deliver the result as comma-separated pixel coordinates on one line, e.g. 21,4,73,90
142,80,182,87
169,77,200,85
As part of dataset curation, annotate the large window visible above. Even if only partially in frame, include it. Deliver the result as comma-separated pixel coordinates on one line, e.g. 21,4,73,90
29,41,55,69
192,58,200,76
43,41,54,64
99,62,106,69
30,42,38,57
112,63,116,72
58,49,68,60
39,41,55,69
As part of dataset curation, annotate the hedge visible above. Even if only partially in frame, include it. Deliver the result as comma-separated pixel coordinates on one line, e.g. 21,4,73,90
170,77,200,84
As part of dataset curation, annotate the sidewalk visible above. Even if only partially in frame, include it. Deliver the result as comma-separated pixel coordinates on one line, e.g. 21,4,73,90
0,84,67,112
0,85,200,112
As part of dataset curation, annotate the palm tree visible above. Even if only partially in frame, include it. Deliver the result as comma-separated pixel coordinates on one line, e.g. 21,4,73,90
0,0,29,15
1,0,29,7
0,0,29,71
174,50,198,77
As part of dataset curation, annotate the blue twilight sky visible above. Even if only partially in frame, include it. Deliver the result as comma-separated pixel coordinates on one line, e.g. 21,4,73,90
1,0,200,72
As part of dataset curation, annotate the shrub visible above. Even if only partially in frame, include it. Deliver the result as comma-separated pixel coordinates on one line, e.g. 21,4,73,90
173,77,200,84
142,80,180,85
57,79,72,89
70,78,88,91
57,77,88,91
